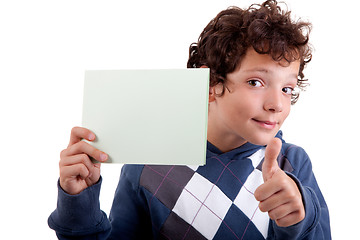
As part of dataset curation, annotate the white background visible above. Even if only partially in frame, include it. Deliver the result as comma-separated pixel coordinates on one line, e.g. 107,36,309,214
0,0,358,239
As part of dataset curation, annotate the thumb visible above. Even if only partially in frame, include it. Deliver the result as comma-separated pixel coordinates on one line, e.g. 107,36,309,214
262,138,282,182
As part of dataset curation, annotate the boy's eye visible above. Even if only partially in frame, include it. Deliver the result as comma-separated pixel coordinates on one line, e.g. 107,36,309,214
282,87,294,95
248,79,262,87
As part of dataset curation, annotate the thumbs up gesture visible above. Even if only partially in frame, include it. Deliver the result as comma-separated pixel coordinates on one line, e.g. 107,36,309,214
254,138,305,227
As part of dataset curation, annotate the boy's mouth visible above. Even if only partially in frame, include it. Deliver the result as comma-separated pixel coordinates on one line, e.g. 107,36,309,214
252,118,278,129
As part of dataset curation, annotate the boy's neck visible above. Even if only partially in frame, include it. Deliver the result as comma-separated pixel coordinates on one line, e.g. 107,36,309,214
207,127,247,153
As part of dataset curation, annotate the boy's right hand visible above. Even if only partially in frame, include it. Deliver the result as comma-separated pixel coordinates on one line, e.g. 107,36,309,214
59,127,108,195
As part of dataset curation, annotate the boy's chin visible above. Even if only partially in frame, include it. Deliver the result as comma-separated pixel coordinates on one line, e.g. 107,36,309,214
246,134,278,146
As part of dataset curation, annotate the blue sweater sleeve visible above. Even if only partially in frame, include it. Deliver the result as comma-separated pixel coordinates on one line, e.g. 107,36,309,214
48,177,111,239
48,165,152,240
268,145,331,239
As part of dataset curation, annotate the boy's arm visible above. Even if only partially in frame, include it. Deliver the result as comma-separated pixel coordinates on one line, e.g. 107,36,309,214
48,178,111,239
49,127,153,239
48,166,152,240
255,138,305,227
255,139,331,239
48,127,111,239
268,170,330,239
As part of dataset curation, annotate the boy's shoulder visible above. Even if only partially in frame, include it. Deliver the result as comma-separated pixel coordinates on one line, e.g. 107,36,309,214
281,141,309,159
277,131,310,160
280,139,312,174
119,164,145,187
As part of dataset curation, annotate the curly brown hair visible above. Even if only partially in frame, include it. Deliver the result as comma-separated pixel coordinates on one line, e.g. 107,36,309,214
187,0,312,104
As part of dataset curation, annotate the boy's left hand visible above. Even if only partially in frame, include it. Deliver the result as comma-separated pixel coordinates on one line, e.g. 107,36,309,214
254,138,305,227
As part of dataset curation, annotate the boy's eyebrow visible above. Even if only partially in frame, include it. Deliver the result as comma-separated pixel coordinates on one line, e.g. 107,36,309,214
243,68,298,82
243,68,269,73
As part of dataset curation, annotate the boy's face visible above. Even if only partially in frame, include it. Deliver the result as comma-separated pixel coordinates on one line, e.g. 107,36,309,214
207,48,300,151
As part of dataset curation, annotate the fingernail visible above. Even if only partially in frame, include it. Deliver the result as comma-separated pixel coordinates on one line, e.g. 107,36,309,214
88,133,95,141
100,153,108,161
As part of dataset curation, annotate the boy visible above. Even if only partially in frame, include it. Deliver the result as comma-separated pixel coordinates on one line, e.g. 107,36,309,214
49,1,331,239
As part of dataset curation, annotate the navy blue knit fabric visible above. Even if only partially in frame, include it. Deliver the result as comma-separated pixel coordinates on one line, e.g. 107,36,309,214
49,132,331,239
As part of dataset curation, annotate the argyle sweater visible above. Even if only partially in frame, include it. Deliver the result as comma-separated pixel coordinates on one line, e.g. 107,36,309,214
48,132,331,239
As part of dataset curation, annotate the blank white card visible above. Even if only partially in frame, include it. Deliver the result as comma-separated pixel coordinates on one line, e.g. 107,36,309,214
82,69,209,165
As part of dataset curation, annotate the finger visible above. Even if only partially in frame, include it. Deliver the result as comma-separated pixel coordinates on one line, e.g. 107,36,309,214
68,126,96,147
88,163,101,182
60,163,90,180
60,154,95,172
262,137,282,181
62,141,108,162
268,203,294,221
254,176,283,202
258,191,290,213
275,210,305,227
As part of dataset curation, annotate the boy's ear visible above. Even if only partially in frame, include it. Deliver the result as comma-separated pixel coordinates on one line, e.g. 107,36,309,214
198,65,223,103
209,86,216,102
199,65,217,102
209,84,223,102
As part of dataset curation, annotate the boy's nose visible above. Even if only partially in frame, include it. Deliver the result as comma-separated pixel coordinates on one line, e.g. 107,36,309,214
264,91,283,113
